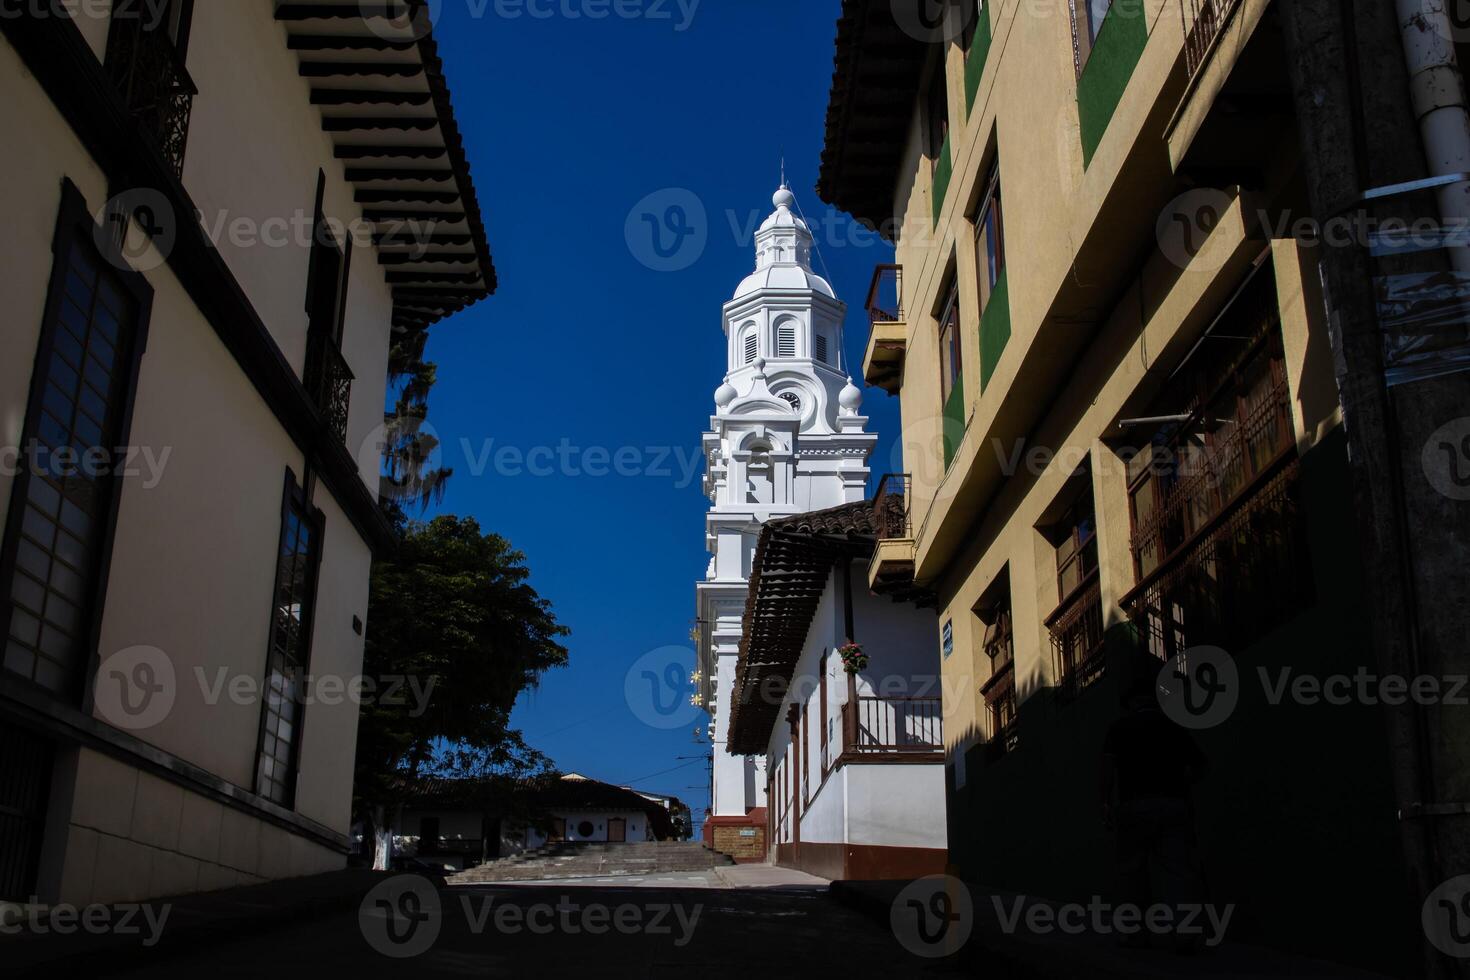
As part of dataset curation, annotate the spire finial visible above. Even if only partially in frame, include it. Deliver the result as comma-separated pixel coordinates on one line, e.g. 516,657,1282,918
780,154,787,190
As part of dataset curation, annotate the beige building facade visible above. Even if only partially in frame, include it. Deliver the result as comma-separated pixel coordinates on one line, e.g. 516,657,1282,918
819,0,1420,970
0,1,492,905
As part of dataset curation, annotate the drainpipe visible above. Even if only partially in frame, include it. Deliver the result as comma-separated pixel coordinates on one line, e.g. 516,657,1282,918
1396,0,1470,274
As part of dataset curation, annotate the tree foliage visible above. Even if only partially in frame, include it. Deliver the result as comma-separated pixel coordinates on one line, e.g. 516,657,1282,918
381,330,452,511
354,515,570,821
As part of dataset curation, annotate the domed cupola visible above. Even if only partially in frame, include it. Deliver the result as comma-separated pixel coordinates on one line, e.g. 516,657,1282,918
732,184,835,300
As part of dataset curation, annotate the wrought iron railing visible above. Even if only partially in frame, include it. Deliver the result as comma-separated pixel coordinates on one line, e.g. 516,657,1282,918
306,339,355,445
106,14,197,178
865,264,905,326
842,696,943,753
1047,574,1106,697
1181,0,1243,78
873,473,913,540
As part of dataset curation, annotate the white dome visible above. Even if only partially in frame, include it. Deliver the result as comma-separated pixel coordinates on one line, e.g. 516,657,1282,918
714,381,738,407
839,378,863,412
733,263,835,300
759,202,809,234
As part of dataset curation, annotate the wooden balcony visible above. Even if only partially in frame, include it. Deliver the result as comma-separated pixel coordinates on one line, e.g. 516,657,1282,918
841,696,943,759
869,474,920,599
1046,573,1106,699
863,265,907,394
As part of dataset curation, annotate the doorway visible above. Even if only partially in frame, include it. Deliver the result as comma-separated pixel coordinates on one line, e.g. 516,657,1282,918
607,817,626,843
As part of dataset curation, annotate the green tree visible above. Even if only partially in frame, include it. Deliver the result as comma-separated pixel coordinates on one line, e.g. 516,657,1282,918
355,515,570,867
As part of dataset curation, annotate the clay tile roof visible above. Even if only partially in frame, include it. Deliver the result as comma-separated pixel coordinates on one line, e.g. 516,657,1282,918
727,499,880,754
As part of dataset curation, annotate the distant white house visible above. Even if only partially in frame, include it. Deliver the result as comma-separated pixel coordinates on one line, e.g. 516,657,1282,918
728,499,947,880
388,773,686,871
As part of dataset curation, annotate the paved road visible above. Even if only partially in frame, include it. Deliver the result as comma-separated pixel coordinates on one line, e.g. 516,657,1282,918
106,875,970,979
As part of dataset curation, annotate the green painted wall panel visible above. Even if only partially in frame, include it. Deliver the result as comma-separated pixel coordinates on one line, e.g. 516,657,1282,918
943,375,967,469
979,270,1011,390
964,7,994,111
1076,0,1148,168
932,134,954,227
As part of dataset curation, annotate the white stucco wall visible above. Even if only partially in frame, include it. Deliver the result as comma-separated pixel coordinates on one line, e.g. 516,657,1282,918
762,559,947,853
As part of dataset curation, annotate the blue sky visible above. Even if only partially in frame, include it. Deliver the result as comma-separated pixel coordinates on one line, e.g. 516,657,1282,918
419,0,900,835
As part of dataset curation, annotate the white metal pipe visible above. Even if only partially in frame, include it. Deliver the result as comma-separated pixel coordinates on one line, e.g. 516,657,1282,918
1396,0,1470,275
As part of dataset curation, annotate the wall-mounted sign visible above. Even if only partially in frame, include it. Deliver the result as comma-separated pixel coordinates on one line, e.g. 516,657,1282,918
941,619,953,659
738,828,757,838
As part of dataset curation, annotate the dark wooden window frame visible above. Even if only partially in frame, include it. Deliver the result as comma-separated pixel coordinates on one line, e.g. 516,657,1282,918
972,160,1005,316
938,277,963,405
0,178,153,709
253,468,326,809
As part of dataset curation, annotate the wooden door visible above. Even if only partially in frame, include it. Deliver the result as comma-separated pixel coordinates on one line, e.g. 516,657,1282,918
607,817,627,843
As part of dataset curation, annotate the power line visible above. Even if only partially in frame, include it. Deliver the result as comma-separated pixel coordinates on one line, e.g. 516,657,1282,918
614,758,703,787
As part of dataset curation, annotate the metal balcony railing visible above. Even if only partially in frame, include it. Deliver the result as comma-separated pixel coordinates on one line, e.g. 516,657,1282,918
842,696,943,754
1181,0,1244,78
106,14,197,178
306,339,355,446
873,473,913,540
865,264,904,326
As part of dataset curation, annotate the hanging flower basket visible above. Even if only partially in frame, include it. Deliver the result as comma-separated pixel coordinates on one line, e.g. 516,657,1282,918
838,642,868,675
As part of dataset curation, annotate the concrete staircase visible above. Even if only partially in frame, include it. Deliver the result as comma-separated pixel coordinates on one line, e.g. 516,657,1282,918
449,841,734,884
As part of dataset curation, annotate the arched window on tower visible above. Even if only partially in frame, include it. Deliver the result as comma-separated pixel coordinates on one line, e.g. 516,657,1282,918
776,322,797,358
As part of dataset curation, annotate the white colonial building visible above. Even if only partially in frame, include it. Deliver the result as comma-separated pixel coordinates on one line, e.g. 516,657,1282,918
695,185,875,859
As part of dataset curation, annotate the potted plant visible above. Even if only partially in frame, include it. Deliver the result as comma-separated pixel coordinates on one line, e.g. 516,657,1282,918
838,641,868,675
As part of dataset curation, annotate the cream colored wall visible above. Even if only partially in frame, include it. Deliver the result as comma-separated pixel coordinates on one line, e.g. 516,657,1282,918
181,1,394,488
3,2,394,889
0,42,113,556
894,0,1186,544
50,748,343,906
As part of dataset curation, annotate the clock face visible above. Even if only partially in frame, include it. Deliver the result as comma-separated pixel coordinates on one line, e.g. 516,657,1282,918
779,391,802,413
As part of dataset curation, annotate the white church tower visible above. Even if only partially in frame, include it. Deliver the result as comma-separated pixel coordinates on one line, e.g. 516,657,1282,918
695,185,875,856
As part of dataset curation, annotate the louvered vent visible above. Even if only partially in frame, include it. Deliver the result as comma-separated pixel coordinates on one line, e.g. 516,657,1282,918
776,326,797,358
744,333,758,363
815,334,829,364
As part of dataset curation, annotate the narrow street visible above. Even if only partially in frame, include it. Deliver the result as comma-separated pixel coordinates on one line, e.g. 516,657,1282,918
106,877,970,979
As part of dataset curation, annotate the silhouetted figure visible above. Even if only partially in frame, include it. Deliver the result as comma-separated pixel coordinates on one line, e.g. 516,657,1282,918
1101,631,1210,952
